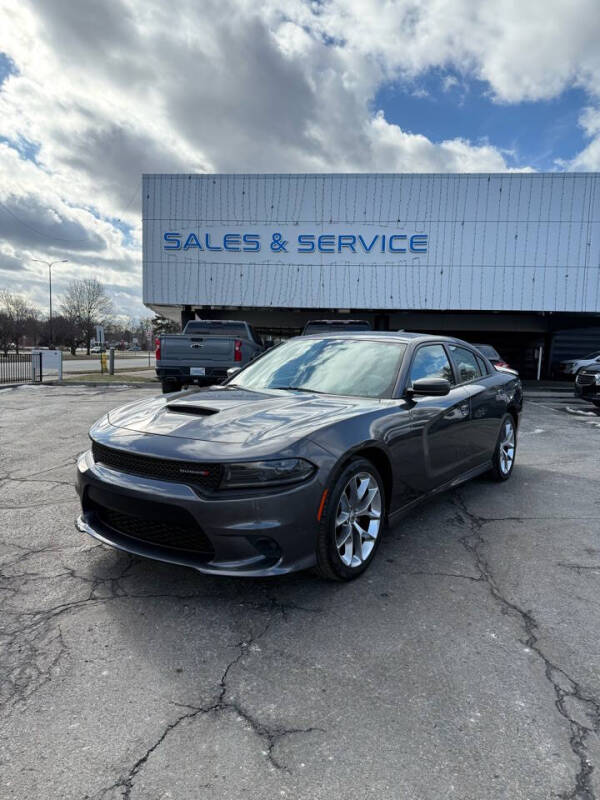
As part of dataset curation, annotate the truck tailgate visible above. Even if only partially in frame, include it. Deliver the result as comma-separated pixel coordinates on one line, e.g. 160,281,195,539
161,335,236,364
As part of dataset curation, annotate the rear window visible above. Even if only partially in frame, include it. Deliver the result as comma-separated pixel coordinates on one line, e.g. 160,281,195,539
184,322,249,337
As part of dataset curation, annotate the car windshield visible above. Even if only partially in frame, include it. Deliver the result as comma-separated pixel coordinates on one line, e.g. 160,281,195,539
230,337,406,398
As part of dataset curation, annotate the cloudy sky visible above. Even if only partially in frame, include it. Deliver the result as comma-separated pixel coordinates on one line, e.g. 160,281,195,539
1,0,599,318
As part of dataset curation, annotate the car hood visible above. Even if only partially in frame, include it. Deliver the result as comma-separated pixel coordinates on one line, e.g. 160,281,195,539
106,386,380,446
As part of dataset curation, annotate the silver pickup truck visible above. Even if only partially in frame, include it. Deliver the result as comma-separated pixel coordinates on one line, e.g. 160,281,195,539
156,320,264,393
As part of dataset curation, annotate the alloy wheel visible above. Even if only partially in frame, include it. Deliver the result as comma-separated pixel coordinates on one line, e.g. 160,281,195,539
335,472,382,568
499,419,515,475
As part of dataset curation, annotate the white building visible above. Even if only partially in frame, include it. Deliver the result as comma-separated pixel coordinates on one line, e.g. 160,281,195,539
143,173,600,375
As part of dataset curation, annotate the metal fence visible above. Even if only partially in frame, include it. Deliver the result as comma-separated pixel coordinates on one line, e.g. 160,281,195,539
0,353,43,385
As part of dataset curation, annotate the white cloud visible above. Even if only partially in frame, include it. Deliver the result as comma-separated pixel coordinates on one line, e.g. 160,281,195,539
0,0,598,315
566,107,600,170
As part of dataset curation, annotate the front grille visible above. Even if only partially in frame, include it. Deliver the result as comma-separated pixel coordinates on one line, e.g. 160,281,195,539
576,374,596,386
89,502,214,557
91,442,223,490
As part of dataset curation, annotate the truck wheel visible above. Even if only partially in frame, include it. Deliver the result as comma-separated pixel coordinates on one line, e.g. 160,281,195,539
162,380,182,394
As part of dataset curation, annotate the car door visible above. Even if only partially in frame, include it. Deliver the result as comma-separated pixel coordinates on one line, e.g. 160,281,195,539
399,343,471,493
447,344,500,467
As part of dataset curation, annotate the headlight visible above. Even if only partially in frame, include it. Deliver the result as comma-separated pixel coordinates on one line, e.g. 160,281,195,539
595,374,600,385
220,458,316,489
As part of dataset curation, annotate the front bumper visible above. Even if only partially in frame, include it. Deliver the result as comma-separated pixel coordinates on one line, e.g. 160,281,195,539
76,449,328,577
574,379,600,402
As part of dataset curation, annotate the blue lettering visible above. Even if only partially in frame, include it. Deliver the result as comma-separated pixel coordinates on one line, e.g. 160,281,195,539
164,230,427,255
163,232,181,250
224,233,241,252
389,234,407,253
297,234,315,253
242,233,260,252
205,233,222,252
358,234,378,253
410,234,428,253
338,235,356,253
183,232,203,251
318,234,335,253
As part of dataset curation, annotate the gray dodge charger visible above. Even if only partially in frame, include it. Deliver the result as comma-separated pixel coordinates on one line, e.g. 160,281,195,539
76,333,522,580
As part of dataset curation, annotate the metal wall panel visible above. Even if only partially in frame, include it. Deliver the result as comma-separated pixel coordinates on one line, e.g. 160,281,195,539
143,173,600,312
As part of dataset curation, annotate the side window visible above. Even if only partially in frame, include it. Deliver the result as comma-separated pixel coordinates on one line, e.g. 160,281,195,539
449,345,482,384
409,345,455,386
248,326,261,345
476,355,488,375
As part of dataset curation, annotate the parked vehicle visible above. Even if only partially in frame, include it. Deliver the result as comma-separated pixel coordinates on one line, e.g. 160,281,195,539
471,343,513,371
155,319,264,393
127,345,141,352
557,351,600,378
90,345,105,354
574,364,600,408
76,332,522,581
302,319,372,335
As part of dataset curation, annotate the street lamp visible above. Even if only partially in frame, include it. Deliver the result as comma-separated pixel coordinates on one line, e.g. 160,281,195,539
31,259,68,346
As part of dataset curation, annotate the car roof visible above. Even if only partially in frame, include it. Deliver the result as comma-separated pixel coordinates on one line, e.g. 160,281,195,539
298,331,475,346
304,319,370,324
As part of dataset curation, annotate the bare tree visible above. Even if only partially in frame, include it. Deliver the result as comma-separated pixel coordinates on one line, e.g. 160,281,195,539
60,279,113,355
0,308,10,355
0,291,39,353
152,314,180,336
49,314,81,355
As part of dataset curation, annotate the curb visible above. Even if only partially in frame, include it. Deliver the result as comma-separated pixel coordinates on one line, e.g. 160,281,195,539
47,380,158,388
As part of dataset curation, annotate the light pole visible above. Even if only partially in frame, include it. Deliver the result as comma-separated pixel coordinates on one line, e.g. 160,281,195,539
32,259,68,346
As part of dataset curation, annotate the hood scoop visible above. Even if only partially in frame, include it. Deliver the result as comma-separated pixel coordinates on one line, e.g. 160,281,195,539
166,404,219,417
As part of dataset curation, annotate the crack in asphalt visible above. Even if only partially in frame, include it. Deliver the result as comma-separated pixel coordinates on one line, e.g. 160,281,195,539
558,563,600,575
0,542,322,718
396,569,484,582
0,460,78,509
91,626,324,799
0,553,141,712
452,492,600,800
2,561,326,799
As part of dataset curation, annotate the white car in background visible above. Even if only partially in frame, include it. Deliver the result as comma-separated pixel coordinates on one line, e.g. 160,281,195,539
558,351,600,377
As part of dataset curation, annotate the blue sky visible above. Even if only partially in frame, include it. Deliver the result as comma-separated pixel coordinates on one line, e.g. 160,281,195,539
0,0,599,319
0,52,16,84
375,72,588,171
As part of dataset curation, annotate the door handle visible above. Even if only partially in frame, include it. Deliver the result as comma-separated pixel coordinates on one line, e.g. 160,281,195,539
459,402,470,417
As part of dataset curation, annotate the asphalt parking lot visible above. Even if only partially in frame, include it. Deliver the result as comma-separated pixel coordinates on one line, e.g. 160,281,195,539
1,385,599,800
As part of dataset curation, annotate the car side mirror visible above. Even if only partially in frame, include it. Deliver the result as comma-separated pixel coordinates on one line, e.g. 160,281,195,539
407,377,451,397
227,367,241,378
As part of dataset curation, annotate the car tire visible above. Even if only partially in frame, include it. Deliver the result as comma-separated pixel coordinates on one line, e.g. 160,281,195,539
314,457,385,581
161,380,182,394
489,414,517,482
